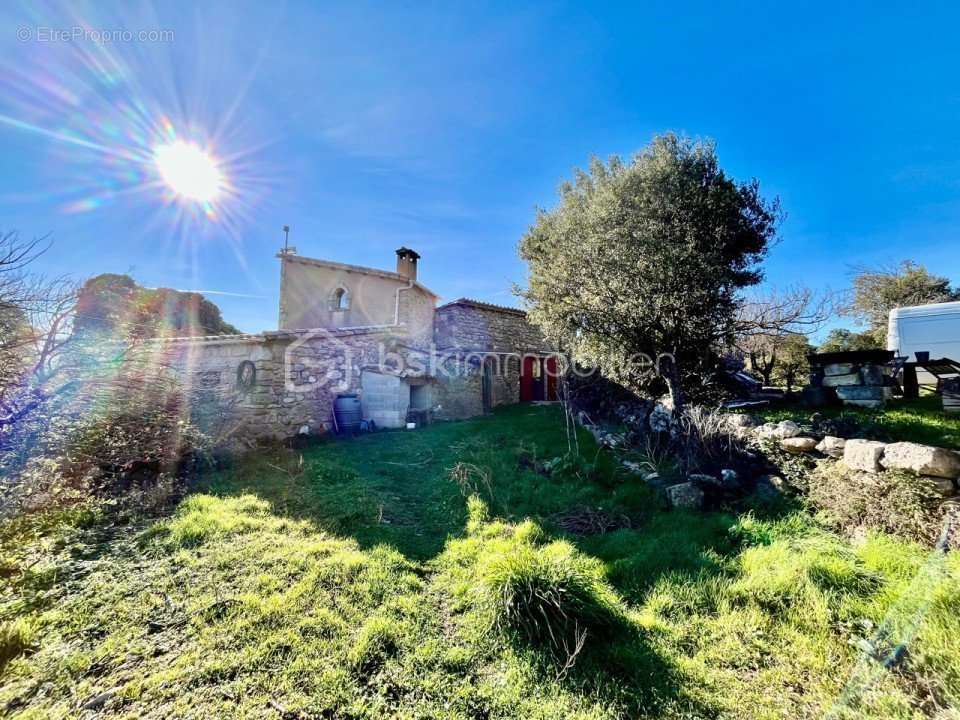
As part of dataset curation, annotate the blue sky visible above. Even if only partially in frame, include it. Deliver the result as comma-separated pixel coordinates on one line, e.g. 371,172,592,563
1,1,959,335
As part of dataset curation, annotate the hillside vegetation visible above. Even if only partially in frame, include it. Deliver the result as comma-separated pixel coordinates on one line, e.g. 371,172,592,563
1,406,958,718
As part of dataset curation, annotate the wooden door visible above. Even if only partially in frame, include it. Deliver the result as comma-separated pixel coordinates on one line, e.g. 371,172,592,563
520,356,536,401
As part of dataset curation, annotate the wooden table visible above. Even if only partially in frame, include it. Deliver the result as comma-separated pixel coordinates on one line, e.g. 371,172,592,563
901,358,960,400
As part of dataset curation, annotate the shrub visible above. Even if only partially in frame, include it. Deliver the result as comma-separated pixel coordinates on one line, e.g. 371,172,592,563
1,361,213,514
808,463,953,547
670,405,757,477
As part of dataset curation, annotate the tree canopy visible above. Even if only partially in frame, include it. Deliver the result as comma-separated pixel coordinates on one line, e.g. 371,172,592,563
818,327,881,353
74,273,240,340
519,134,781,408
845,261,957,345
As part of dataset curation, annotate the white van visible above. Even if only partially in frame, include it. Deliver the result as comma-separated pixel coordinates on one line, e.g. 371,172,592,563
888,301,960,383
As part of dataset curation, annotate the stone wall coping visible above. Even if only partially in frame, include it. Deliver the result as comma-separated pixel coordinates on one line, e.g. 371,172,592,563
130,325,401,347
434,345,557,357
437,298,528,317
277,252,439,298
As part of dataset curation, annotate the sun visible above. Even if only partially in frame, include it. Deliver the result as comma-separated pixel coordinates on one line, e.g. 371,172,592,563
153,140,224,203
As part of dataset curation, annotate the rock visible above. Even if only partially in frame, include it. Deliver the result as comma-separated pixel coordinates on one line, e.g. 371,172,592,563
756,421,802,440
688,473,721,487
843,439,887,473
667,482,704,510
824,363,856,376
649,403,673,433
720,468,740,488
776,420,801,439
621,461,645,474
755,474,789,498
880,442,960,479
80,690,117,711
823,373,862,387
781,437,818,454
725,413,756,429
816,436,846,459
860,364,885,386
836,386,884,401
925,476,957,497
755,422,780,439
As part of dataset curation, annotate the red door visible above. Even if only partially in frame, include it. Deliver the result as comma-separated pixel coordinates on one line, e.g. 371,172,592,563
520,356,536,401
545,356,558,400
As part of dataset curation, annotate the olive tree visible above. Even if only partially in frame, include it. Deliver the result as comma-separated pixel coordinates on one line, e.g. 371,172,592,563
519,134,780,411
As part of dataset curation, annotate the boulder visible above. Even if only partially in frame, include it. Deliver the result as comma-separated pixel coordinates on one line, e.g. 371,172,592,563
667,482,704,510
781,437,818,454
925,476,957,497
755,420,801,440
649,403,673,433
843,439,887,473
823,373,862,387
880,442,960,479
776,420,801,439
816,436,846,459
824,363,856,376
688,473,720,486
755,474,790,498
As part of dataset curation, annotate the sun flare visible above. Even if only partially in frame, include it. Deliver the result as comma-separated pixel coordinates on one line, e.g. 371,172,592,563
153,140,224,203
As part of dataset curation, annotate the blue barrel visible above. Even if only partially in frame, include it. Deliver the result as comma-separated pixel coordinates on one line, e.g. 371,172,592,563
333,394,363,433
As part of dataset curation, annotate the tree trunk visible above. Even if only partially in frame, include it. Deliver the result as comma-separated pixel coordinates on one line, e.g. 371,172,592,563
661,355,685,415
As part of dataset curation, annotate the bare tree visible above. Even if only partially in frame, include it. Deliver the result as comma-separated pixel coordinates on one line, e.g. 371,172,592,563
0,231,79,426
734,286,835,386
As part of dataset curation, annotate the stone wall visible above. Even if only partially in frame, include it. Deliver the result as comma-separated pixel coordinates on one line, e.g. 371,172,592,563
435,301,547,353
135,327,433,439
808,359,894,409
123,299,553,440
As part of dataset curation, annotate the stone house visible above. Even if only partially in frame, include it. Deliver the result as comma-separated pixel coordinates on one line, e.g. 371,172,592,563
139,248,558,439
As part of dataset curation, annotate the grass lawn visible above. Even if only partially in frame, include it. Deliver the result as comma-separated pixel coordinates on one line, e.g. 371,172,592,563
1,405,959,718
752,394,960,449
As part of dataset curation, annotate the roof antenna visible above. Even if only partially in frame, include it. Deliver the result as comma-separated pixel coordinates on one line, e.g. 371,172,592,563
281,225,296,255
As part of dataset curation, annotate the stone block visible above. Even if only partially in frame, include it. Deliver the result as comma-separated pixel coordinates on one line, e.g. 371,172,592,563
781,437,818,454
823,373,862,387
836,386,884,407
824,363,856,376
880,442,960,479
667,482,704,510
757,420,801,440
860,364,885,386
843,439,887,473
816,436,846,458
836,386,884,401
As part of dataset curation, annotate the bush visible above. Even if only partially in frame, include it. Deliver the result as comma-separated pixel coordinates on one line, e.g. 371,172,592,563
669,405,759,478
1,361,213,514
808,463,953,547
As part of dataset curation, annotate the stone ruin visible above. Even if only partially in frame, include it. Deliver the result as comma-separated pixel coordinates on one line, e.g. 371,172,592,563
804,350,897,409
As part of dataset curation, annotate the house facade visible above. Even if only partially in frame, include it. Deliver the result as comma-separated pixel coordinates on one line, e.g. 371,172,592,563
140,248,558,439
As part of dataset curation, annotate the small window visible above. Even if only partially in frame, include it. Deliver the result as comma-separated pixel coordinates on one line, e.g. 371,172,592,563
330,286,350,311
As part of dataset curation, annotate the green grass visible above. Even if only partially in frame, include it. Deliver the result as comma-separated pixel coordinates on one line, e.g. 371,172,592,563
1,405,959,718
753,394,960,449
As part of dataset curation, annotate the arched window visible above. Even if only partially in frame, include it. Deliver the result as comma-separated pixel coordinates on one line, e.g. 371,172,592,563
329,286,350,311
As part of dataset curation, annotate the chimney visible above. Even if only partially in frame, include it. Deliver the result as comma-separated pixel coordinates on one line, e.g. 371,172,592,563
395,247,420,282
